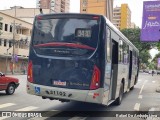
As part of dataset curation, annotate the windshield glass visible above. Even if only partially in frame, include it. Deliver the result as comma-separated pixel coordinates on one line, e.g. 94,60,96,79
32,17,100,57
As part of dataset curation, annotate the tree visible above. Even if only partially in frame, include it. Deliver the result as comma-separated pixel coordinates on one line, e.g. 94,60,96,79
148,62,156,70
139,50,151,66
152,52,160,69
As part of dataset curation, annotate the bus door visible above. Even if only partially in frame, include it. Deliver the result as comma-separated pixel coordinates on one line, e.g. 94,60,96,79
128,50,133,88
109,40,119,100
104,28,112,103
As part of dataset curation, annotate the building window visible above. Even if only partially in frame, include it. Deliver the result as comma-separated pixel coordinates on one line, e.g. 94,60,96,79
9,40,12,47
0,22,3,30
5,24,8,31
10,25,13,32
4,39,7,47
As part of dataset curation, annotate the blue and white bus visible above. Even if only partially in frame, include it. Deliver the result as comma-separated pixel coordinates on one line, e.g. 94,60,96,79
27,13,139,106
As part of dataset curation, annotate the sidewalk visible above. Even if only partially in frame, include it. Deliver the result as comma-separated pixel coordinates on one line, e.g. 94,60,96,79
156,75,160,93
148,74,160,120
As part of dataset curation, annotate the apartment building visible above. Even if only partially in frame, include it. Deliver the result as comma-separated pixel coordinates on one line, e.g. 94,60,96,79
80,0,113,22
0,6,50,24
113,4,131,30
0,12,32,74
36,0,70,13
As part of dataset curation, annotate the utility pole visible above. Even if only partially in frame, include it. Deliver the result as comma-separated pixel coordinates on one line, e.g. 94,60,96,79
12,20,16,74
12,6,16,74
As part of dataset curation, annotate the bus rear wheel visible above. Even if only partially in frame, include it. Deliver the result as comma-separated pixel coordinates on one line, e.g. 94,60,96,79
115,83,124,105
130,86,134,90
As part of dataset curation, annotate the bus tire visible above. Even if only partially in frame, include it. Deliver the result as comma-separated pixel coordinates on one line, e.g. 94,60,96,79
130,86,134,90
134,76,138,85
115,83,124,105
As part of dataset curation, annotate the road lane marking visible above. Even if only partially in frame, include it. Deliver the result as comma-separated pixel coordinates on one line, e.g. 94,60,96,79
0,116,8,120
0,103,16,109
139,80,147,94
152,81,155,83
149,108,156,111
139,84,145,94
138,95,143,99
15,106,38,111
134,103,140,111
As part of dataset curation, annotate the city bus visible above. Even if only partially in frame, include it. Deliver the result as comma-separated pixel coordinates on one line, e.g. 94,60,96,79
27,13,139,106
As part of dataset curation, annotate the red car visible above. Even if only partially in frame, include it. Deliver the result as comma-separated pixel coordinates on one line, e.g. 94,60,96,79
0,72,19,95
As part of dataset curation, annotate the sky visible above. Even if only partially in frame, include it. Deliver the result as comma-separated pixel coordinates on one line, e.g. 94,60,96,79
0,0,146,28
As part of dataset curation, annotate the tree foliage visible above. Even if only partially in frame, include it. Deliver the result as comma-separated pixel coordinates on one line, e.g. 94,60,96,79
148,62,156,70
152,52,160,69
157,42,160,51
140,50,151,64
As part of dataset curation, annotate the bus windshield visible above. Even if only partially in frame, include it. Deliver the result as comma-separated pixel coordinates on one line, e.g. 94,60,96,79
32,16,100,57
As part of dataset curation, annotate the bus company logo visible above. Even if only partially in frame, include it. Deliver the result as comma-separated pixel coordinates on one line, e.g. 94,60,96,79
54,50,70,54
53,80,66,86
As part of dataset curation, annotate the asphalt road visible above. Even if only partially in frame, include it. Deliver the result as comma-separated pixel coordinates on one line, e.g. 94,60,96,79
0,73,160,120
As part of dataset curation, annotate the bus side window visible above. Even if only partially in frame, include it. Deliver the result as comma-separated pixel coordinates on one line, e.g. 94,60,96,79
134,51,137,65
132,50,136,65
106,27,111,63
119,39,123,63
122,42,129,64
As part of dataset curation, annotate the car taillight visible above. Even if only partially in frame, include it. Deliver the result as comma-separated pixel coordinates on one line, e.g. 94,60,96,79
27,61,33,83
90,65,100,90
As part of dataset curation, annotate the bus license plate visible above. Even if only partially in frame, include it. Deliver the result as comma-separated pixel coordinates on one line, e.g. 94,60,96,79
45,90,66,97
